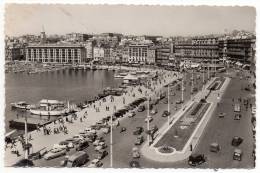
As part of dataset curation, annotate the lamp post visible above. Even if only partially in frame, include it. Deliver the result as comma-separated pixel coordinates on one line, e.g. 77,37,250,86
147,95,150,145
110,109,113,167
167,84,170,126
24,116,29,159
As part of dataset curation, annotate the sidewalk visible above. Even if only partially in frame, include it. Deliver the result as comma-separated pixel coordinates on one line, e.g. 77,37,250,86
4,70,180,166
140,77,231,163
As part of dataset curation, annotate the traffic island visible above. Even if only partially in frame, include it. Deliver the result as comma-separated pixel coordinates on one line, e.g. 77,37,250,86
140,77,231,163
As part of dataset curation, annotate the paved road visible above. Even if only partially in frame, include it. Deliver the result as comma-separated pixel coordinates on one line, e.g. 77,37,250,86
32,69,255,168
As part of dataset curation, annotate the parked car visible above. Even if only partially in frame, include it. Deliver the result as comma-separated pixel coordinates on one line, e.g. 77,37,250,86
88,159,103,168
150,125,158,135
133,127,143,135
231,136,243,147
233,149,243,161
135,135,144,145
210,143,220,153
61,151,89,167
128,111,136,118
137,105,145,112
150,108,158,115
95,149,108,160
188,154,206,166
132,147,140,158
145,116,153,123
234,114,241,120
94,142,107,151
129,160,140,168
176,100,183,104
75,140,89,151
12,159,34,167
44,148,67,160
162,110,170,117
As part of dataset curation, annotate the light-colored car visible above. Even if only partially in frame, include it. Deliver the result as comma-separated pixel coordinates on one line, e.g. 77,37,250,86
128,111,136,118
44,148,66,160
145,116,153,123
150,109,158,115
95,143,107,151
88,159,103,168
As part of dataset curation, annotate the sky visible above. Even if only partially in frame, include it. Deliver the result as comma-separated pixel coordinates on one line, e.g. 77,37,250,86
4,4,256,37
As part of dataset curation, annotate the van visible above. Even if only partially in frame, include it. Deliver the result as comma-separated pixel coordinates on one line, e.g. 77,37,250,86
233,149,242,161
210,143,220,152
65,151,89,167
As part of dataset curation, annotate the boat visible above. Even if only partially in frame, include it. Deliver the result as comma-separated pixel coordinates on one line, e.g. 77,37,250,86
11,101,33,110
114,72,128,78
29,99,68,116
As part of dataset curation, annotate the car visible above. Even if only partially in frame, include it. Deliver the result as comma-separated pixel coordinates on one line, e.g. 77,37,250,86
176,100,183,104
233,149,243,161
188,154,206,166
61,151,89,167
128,111,136,118
100,127,110,134
234,114,241,120
145,116,153,123
231,136,243,146
133,127,144,135
95,149,108,160
150,108,158,115
135,135,144,145
65,138,81,145
218,112,226,118
13,159,34,167
75,140,89,151
59,141,73,149
93,139,104,146
88,159,103,168
120,127,127,133
210,143,220,153
132,147,140,158
94,142,107,151
137,105,145,112
43,148,67,160
162,110,170,117
129,160,140,168
150,125,158,135
163,99,168,104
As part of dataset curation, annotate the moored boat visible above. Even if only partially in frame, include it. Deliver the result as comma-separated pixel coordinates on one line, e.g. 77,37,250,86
11,101,33,110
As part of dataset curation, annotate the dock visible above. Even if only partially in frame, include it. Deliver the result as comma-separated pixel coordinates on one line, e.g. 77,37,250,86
9,117,52,131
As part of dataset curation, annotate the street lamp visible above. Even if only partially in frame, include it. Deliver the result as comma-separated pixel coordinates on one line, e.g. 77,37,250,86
147,94,150,145
167,84,170,127
110,108,114,167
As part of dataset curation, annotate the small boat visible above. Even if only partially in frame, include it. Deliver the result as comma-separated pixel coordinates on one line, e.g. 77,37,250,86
29,99,68,116
11,101,32,110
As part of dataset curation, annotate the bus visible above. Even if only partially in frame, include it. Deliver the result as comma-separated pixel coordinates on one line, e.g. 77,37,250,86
234,103,241,112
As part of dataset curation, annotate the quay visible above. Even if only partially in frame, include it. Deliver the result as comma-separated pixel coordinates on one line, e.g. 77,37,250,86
4,68,180,166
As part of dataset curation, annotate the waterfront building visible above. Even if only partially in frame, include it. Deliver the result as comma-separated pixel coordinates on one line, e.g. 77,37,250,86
93,47,105,62
127,44,148,64
191,37,219,60
218,37,255,64
122,47,129,63
104,47,115,63
156,43,171,66
84,41,93,61
147,47,156,65
5,46,23,61
174,39,194,60
25,44,86,64
65,33,93,42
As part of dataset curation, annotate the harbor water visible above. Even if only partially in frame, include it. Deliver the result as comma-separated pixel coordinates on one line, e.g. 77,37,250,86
5,69,122,133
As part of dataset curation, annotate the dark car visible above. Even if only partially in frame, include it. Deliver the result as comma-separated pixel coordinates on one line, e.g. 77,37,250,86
135,135,144,145
13,159,34,167
137,105,145,112
162,110,170,117
96,149,108,160
75,140,89,151
133,127,144,135
129,160,140,168
234,114,241,120
231,136,243,147
188,154,206,166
